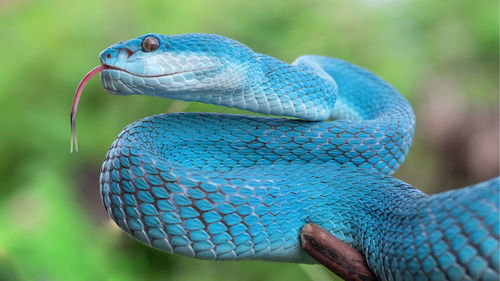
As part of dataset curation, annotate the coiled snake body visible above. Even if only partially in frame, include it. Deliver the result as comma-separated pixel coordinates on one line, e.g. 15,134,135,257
73,33,499,280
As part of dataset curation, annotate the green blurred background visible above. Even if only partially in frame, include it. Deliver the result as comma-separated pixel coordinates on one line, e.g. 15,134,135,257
0,0,498,280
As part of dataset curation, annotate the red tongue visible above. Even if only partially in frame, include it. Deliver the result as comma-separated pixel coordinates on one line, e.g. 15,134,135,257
71,65,106,152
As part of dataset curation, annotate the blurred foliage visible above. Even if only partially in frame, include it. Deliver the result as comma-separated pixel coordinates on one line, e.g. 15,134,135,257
0,0,498,280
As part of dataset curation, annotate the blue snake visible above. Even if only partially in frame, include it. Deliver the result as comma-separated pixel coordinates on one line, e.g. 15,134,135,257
72,33,500,280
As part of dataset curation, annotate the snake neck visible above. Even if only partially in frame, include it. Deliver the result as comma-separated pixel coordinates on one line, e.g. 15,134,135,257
245,54,337,121
171,53,337,121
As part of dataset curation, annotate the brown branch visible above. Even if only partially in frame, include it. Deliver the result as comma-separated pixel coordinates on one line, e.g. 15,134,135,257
300,223,378,281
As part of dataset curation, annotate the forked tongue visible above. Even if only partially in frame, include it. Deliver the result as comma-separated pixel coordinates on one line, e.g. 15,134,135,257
71,65,106,153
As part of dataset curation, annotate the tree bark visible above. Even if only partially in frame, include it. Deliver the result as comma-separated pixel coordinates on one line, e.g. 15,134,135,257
300,223,378,281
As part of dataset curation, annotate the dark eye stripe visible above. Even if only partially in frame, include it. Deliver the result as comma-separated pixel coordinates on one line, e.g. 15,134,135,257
141,35,160,52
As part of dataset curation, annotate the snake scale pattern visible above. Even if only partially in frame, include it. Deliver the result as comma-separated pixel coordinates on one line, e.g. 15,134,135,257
72,33,499,281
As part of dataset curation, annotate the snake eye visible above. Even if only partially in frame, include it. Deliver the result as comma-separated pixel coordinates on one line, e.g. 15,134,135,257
141,35,160,52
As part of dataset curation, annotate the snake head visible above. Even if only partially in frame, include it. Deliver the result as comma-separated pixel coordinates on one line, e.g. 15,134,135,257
71,33,261,152
99,33,256,99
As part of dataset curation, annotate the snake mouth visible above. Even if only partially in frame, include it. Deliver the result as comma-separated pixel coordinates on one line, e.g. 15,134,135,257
102,65,217,78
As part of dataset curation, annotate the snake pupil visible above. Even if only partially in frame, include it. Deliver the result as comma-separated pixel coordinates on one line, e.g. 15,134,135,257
141,35,160,52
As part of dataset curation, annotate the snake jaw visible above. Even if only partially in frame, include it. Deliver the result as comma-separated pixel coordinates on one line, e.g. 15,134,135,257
102,64,218,79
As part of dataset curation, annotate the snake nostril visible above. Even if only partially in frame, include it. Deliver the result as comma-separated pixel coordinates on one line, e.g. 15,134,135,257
124,48,134,58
